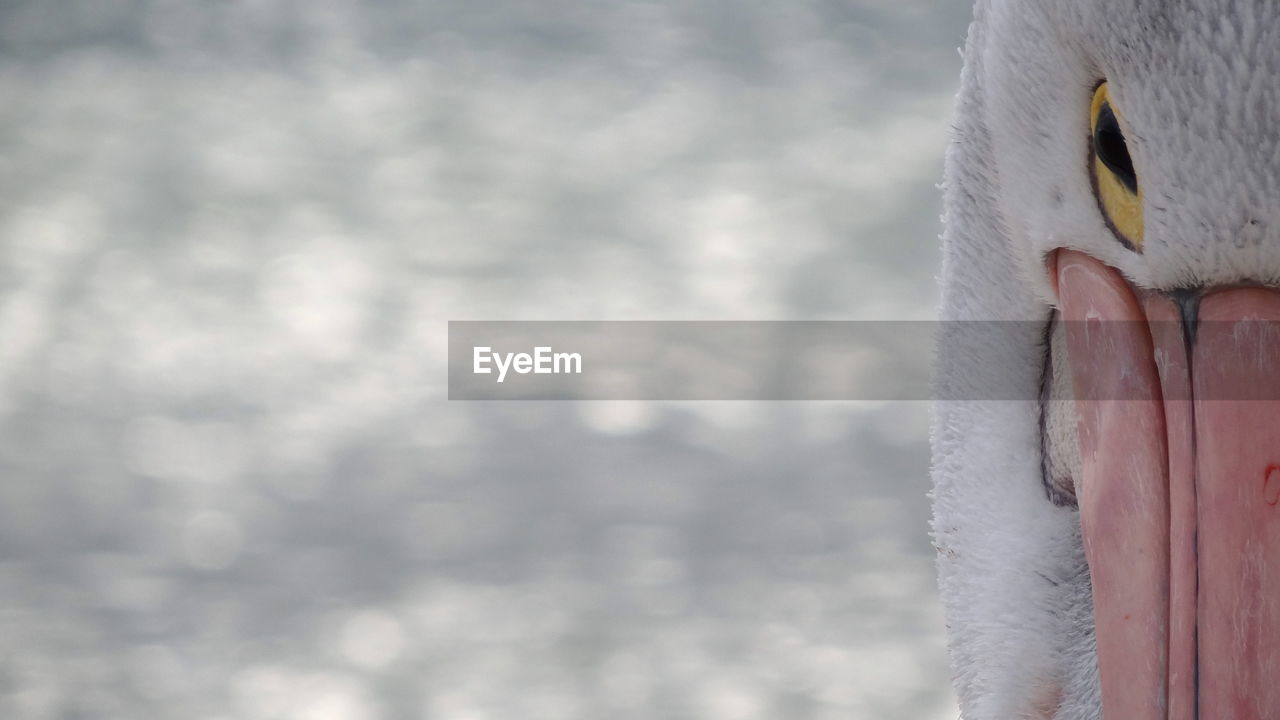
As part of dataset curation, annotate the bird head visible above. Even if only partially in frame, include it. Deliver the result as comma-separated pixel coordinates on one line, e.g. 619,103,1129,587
934,2,1280,718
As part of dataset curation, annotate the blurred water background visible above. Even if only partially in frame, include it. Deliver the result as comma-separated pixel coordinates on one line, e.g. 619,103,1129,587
0,1,971,718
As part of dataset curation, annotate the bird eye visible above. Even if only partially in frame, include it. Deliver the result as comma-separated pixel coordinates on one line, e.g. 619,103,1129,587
1089,82,1144,250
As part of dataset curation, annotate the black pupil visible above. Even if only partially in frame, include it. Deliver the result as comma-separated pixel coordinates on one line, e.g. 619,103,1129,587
1094,101,1138,193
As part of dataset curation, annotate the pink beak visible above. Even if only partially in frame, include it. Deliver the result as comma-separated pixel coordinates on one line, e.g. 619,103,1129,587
1057,250,1280,720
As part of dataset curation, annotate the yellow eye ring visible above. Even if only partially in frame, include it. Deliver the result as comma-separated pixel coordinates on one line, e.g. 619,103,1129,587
1089,82,1144,250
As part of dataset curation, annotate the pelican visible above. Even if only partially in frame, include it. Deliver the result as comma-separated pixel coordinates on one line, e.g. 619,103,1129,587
932,2,1280,718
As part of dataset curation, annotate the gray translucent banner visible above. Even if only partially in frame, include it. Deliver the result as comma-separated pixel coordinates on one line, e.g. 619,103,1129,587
448,320,1280,400
450,321,938,401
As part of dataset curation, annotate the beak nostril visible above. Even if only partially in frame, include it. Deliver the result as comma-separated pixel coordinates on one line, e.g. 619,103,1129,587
1166,288,1203,349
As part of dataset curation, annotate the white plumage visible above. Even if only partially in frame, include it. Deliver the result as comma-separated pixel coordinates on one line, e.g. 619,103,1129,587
933,2,1280,718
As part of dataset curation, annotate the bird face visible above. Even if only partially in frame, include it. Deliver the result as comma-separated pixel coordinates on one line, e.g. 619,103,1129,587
986,0,1280,295
937,2,1280,718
